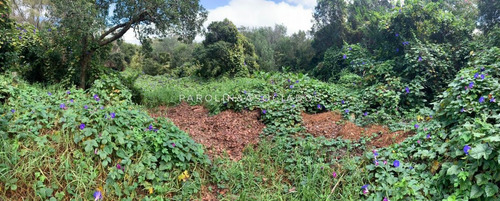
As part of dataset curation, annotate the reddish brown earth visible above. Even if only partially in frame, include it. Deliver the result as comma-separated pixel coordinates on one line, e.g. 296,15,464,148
302,111,413,147
150,102,266,161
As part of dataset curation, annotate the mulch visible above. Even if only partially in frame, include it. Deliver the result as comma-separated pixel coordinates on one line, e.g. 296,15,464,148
302,111,413,147
149,102,266,161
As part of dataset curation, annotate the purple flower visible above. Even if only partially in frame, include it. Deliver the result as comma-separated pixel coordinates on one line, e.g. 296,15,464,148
414,124,419,129
383,160,387,165
405,87,410,94
11,109,15,113
469,82,474,89
70,99,74,103
290,85,294,89
373,149,378,156
18,35,22,40
243,90,247,94
313,91,316,96
361,184,369,194
274,92,277,97
395,33,399,37
480,67,485,72
409,166,414,170
383,197,389,201
100,106,104,110
491,97,496,102
393,160,400,167
460,108,465,112
172,143,176,147
343,54,347,59
93,191,102,200
292,104,295,108
80,123,85,130
317,104,322,109
463,145,471,155
348,47,352,50
84,105,88,109
417,140,421,144
332,172,337,178
418,56,422,62
60,103,66,109
396,48,399,52
345,109,349,114
148,124,153,131
93,94,100,101
341,100,345,104
363,112,368,116
295,80,299,83
48,28,51,32
287,79,291,82
474,73,479,79
116,163,122,170
66,90,71,95
479,96,485,103
48,92,52,96
374,160,379,165
110,112,116,119
262,109,267,114
426,134,431,139
481,74,485,80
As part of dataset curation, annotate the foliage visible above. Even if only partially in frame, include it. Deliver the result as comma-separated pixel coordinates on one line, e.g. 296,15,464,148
196,19,259,78
0,74,208,200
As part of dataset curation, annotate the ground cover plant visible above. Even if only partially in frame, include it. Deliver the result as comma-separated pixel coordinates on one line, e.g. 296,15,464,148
1,0,500,200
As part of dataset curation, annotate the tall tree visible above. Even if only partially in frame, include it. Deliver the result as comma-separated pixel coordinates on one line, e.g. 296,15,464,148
478,0,500,33
10,0,50,28
47,0,207,88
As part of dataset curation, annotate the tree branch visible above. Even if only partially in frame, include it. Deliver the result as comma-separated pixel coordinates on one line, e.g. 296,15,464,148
97,11,148,47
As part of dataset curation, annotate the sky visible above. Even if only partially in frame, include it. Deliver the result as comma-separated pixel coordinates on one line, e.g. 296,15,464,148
122,0,317,44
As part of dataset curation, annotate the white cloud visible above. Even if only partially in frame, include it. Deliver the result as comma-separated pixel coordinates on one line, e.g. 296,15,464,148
123,0,316,44
123,29,141,45
207,0,315,35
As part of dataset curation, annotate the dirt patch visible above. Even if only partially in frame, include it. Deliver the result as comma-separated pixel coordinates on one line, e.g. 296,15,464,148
150,102,265,161
302,111,413,147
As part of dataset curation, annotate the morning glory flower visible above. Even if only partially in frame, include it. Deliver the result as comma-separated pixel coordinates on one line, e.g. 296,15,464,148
396,48,399,52
373,149,378,156
463,145,471,155
474,73,479,79
480,67,485,72
361,184,369,194
60,103,66,109
460,108,465,112
469,82,474,89
341,100,345,104
363,112,368,116
48,28,51,32
80,123,85,130
274,92,277,97
148,124,153,131
70,99,74,103
480,74,485,80
66,90,71,94
405,87,410,94
11,109,15,113
290,85,294,89
332,172,337,178
295,80,299,83
313,91,316,96
93,191,102,200
479,96,485,103
395,33,399,37
93,94,100,101
287,79,290,82
100,106,104,110
418,56,422,62
172,143,176,147
383,160,387,165
491,97,496,102
349,47,352,50
84,105,88,109
409,166,414,170
110,112,116,119
383,197,389,201
426,134,431,139
345,109,349,114
292,104,295,108
417,140,421,144
374,160,379,165
343,54,347,59
317,104,322,109
116,163,122,170
48,92,52,96
393,160,400,167
243,90,247,94
414,124,419,129
262,109,267,114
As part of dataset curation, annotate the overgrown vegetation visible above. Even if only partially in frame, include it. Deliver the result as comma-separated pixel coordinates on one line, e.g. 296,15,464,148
1,0,500,200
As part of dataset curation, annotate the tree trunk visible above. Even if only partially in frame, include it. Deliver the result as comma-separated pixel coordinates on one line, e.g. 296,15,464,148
79,52,92,89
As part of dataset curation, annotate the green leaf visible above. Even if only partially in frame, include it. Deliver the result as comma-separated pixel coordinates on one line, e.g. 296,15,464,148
446,165,460,175
470,185,483,199
485,183,499,197
469,144,492,159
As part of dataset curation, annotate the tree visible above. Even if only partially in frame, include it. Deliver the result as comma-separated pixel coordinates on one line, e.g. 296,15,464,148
47,0,207,88
10,0,50,28
196,19,258,77
478,0,500,33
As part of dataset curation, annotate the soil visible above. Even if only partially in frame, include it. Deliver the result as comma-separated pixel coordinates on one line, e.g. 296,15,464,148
149,102,266,161
302,111,413,147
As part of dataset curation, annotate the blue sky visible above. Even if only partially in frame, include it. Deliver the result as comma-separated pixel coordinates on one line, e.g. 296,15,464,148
123,0,317,44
